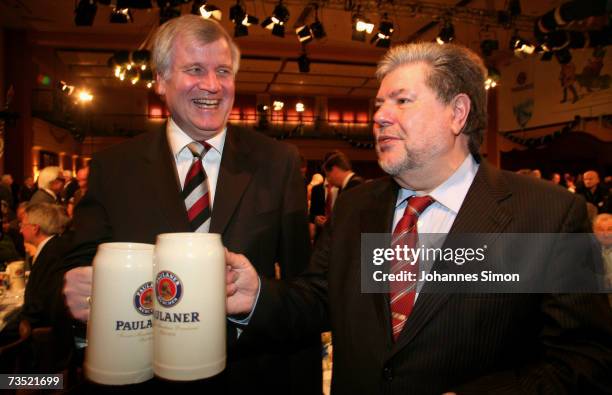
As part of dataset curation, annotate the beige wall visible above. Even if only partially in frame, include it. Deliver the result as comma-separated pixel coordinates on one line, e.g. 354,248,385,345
31,117,81,177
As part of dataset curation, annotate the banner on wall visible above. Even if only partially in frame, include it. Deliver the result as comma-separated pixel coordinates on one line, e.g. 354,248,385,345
499,47,612,132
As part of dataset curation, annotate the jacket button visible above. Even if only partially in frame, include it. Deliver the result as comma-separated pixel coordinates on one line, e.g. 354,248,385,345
382,367,393,381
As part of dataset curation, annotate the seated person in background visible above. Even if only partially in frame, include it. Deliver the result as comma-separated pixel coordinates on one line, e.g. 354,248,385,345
19,203,71,328
1,203,73,372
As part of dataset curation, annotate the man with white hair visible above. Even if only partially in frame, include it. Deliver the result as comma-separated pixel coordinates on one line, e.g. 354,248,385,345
61,15,319,394
30,166,64,205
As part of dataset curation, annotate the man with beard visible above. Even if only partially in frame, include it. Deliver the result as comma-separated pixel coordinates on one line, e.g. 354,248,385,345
225,43,612,394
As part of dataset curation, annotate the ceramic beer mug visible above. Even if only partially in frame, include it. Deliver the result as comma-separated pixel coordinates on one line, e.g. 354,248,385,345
6,260,25,291
84,242,155,385
153,233,226,381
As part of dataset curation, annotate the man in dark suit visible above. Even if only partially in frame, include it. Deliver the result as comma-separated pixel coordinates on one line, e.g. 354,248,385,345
61,15,319,394
309,177,336,243
321,150,364,194
1,203,73,370
226,43,612,394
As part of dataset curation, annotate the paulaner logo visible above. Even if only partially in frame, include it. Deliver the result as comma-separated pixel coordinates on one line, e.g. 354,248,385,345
156,270,183,307
133,281,153,316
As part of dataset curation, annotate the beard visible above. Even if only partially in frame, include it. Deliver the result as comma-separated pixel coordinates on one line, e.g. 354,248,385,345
376,141,424,176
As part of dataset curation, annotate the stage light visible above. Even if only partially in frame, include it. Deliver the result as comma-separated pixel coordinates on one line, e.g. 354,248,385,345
110,7,133,23
262,1,289,37
78,90,94,103
436,20,454,45
192,1,222,21
296,25,313,43
485,67,500,90
296,102,305,112
310,19,326,39
75,0,97,26
510,32,535,55
371,16,393,48
272,101,284,111
352,12,374,42
230,3,256,37
298,52,310,73
59,81,75,96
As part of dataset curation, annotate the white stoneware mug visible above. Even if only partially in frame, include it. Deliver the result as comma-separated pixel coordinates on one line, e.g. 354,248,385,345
153,232,226,381
84,242,155,385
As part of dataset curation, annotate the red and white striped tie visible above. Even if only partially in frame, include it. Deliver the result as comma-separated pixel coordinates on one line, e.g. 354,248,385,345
389,195,434,341
182,141,211,232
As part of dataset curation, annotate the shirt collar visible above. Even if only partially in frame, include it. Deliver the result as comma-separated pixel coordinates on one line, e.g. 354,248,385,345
166,117,226,158
396,154,479,213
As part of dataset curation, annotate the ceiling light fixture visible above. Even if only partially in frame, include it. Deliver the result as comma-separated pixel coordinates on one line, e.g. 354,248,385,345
110,7,133,23
230,1,259,37
74,0,97,26
192,1,222,21
510,31,535,56
262,1,290,38
371,14,394,48
352,9,374,42
436,19,454,45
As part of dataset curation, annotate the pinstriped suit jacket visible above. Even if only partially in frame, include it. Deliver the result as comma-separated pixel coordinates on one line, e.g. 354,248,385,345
253,160,612,395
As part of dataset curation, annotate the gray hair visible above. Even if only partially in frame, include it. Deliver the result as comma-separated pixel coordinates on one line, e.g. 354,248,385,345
376,42,487,157
25,203,70,236
151,15,241,80
37,166,62,190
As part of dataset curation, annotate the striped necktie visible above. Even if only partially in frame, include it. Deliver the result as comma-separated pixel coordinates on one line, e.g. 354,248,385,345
389,195,434,341
182,141,212,232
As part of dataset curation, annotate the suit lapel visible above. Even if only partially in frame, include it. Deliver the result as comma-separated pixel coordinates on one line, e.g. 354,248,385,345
209,126,255,235
389,161,513,357
360,178,398,349
142,125,191,233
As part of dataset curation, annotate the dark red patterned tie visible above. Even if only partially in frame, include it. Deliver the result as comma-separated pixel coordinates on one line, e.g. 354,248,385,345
182,141,211,232
390,195,434,341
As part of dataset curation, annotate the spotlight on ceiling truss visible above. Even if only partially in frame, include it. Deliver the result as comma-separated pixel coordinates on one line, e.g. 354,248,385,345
436,20,455,45
371,14,394,48
75,0,97,26
262,1,290,38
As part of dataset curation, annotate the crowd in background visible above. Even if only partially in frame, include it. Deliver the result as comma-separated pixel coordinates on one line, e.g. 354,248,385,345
0,166,88,271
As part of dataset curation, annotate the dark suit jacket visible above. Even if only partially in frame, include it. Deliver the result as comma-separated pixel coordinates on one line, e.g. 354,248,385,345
62,126,320,394
309,183,325,223
61,179,79,204
339,173,364,195
22,235,71,328
0,235,75,372
252,160,612,395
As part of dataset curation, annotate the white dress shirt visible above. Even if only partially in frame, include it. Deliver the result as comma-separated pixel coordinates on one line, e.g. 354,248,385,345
392,154,479,299
166,117,225,209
